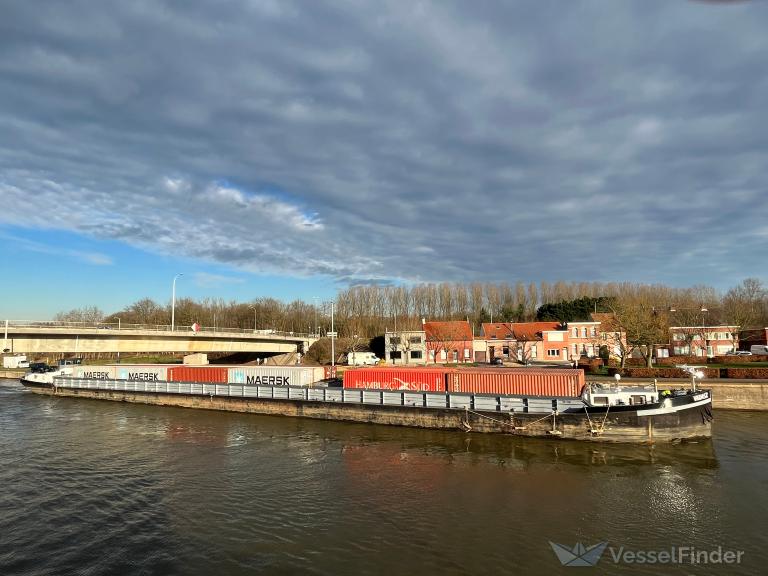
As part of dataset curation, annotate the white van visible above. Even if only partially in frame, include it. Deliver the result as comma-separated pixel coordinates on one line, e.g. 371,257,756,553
2,355,29,369
750,345,768,355
347,351,380,366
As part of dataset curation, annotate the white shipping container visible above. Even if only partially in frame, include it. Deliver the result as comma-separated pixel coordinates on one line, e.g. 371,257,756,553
227,366,323,387
71,366,117,380
115,365,168,382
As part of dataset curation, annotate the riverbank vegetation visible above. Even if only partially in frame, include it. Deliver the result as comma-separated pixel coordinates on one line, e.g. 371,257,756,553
52,279,767,345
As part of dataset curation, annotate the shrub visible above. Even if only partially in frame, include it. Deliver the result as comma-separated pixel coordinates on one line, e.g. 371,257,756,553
620,367,719,379
724,368,768,379
655,355,708,365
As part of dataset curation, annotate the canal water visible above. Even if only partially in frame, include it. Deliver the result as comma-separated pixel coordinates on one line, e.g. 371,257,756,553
1,380,766,575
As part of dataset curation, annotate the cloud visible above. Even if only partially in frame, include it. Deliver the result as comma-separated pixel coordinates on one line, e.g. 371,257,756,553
0,0,766,288
0,232,113,266
193,272,246,287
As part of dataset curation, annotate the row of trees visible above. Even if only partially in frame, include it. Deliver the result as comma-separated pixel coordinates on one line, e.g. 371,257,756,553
53,279,768,348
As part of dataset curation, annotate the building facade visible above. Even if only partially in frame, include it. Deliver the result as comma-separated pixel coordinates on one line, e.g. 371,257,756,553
668,325,739,357
383,330,427,365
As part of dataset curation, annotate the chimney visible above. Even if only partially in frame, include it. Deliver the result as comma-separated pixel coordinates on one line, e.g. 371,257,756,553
421,318,426,325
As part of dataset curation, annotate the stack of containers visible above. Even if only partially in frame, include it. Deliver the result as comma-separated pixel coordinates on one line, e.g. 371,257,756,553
343,367,585,397
343,367,450,392
448,368,584,397
69,364,327,386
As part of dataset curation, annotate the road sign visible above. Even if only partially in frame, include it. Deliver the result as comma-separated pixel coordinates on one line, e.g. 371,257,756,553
327,331,338,337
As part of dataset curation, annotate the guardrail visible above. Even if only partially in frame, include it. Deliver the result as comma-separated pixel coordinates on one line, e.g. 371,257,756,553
3,320,314,339
52,377,587,414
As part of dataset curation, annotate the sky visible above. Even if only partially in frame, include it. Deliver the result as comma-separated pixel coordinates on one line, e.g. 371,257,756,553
1,0,767,319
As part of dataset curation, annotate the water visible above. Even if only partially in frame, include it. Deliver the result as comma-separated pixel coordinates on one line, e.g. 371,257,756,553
1,380,766,575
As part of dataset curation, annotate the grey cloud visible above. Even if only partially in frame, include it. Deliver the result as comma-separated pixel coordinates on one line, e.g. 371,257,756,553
0,0,767,288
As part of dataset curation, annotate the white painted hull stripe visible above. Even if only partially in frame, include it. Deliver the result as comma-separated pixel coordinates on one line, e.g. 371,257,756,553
637,396,712,416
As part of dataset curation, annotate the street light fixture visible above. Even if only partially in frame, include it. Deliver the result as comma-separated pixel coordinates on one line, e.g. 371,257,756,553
171,273,183,331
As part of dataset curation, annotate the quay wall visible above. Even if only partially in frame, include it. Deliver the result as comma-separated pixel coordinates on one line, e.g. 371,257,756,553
707,381,768,411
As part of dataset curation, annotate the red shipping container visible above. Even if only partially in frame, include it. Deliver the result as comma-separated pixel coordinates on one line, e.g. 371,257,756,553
343,368,449,392
447,368,585,398
167,366,228,383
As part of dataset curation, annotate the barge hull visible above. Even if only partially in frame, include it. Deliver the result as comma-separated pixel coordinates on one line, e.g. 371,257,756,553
24,382,712,443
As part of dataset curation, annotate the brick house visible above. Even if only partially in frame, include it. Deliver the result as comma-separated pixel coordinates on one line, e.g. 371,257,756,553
480,322,565,362
423,320,474,364
478,317,628,363
668,325,739,357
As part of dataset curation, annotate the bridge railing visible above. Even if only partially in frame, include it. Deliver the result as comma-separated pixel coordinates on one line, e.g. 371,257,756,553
3,319,314,339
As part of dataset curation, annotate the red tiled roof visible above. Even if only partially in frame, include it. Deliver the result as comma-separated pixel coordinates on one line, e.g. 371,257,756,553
508,322,562,341
423,321,473,342
590,312,618,331
481,322,514,339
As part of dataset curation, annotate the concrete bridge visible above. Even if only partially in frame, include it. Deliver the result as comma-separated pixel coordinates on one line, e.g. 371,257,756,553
1,320,317,357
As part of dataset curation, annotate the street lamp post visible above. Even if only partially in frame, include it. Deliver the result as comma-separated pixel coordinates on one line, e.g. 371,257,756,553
330,301,335,367
171,273,183,331
313,296,319,337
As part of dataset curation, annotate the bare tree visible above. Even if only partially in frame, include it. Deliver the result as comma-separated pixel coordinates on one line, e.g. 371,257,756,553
610,297,668,367
722,278,766,350
509,331,536,365
54,306,105,324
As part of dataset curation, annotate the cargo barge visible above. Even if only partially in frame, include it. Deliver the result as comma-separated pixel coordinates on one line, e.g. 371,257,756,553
20,365,713,443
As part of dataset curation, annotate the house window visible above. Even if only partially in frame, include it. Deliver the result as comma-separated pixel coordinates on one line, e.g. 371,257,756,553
390,337,401,345
464,348,470,359
547,349,560,357
429,350,435,361
409,336,422,344
572,344,578,355
410,350,422,359
502,346,509,356
451,350,458,362
572,327,578,337
582,328,587,338
440,350,447,361
391,351,402,360
590,327,596,337
531,345,537,358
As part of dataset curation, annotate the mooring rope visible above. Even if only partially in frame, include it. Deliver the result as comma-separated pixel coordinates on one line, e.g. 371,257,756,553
462,409,555,431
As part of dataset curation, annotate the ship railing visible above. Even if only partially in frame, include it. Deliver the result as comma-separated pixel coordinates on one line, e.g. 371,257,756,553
52,377,586,414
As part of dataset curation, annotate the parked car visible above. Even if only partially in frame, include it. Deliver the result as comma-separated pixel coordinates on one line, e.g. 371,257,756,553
731,350,753,356
489,358,503,366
